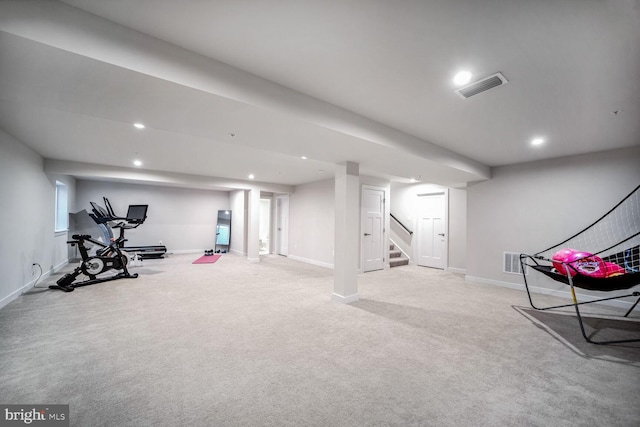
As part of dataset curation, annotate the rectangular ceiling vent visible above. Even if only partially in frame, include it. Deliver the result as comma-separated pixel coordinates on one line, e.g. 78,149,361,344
455,72,508,99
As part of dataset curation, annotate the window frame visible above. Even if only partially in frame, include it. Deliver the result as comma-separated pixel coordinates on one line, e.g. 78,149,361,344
55,180,69,232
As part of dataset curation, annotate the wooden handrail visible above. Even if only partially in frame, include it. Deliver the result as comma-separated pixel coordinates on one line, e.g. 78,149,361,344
390,213,413,235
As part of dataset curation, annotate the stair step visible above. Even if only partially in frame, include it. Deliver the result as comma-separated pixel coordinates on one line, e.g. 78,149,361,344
390,258,409,267
389,243,408,267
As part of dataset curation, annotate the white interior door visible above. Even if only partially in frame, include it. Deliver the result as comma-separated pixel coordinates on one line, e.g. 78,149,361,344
362,187,385,272
417,192,447,269
276,195,289,256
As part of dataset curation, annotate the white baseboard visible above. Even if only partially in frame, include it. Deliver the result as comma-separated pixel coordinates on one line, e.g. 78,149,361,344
168,249,205,255
332,292,359,304
465,275,636,310
287,255,334,270
230,249,245,256
0,282,32,310
0,260,69,310
447,267,467,275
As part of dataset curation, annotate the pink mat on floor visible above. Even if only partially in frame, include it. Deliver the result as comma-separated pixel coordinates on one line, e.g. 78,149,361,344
192,254,221,264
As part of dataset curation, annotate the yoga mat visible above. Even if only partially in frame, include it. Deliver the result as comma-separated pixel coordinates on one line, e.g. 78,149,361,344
192,254,221,264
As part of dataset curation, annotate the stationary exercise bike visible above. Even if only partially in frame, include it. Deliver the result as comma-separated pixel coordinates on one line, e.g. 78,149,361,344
50,231,138,292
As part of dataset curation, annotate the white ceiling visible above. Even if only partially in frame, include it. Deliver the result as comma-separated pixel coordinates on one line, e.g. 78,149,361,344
1,0,639,189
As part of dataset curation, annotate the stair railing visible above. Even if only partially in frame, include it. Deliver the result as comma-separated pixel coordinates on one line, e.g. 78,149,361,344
390,213,413,235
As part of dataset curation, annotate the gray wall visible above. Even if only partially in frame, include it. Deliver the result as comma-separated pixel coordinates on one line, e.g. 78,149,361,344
289,178,335,268
467,146,640,299
75,180,230,253
0,129,76,308
229,190,246,255
448,188,467,271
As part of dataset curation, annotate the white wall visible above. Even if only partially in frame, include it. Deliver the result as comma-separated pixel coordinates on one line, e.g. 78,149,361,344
448,188,467,271
467,146,640,301
75,180,230,253
390,182,467,271
0,129,76,308
229,190,246,256
53,174,77,264
289,178,335,268
259,198,271,246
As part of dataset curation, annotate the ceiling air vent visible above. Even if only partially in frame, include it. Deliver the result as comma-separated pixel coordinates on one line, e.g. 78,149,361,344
455,72,508,99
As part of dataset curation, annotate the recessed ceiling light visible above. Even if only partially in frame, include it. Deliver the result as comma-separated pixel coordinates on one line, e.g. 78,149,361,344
133,123,145,129
301,156,307,160
531,137,545,146
248,174,255,180
410,178,417,183
453,71,472,86
133,160,142,167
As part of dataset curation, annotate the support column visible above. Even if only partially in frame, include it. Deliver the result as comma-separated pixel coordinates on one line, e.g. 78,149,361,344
333,161,360,303
247,187,261,262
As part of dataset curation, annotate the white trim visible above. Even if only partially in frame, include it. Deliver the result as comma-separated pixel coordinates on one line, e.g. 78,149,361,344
288,254,334,269
0,260,68,310
230,249,245,256
53,259,69,272
0,283,29,310
415,190,449,269
389,237,411,261
168,249,205,255
54,180,69,233
465,275,636,310
332,292,360,304
447,267,467,275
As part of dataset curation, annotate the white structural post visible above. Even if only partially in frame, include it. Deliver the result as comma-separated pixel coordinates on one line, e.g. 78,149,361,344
247,187,261,262
333,161,360,303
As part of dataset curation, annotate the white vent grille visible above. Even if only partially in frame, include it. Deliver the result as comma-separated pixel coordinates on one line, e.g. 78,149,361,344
504,252,527,275
455,72,508,99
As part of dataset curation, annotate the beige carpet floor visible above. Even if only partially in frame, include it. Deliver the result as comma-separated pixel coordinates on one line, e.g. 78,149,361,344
1,253,639,426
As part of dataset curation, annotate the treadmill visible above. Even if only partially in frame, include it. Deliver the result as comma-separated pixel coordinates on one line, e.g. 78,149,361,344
89,198,167,259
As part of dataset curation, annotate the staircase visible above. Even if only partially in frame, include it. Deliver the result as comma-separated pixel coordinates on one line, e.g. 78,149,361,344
389,243,409,267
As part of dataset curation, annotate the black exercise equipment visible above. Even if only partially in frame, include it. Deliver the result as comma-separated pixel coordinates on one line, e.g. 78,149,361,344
89,198,167,259
50,233,137,292
519,184,640,345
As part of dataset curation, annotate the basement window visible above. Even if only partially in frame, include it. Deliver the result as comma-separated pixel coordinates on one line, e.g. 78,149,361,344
55,181,68,232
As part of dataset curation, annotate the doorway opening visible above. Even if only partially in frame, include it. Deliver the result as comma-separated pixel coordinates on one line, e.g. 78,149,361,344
259,198,271,255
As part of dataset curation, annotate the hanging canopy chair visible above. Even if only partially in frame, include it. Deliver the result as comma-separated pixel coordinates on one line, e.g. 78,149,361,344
519,184,640,345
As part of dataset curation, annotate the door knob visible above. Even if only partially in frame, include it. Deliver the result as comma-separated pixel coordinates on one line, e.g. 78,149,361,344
364,233,371,236
438,233,445,236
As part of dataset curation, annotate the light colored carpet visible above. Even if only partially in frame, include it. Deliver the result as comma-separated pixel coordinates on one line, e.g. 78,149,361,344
1,253,638,427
